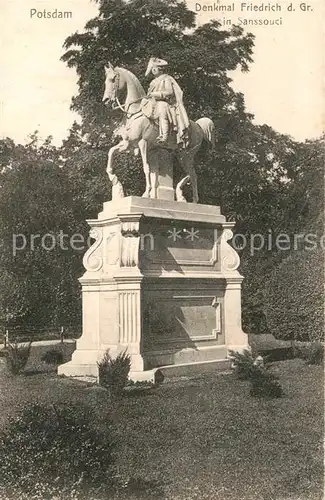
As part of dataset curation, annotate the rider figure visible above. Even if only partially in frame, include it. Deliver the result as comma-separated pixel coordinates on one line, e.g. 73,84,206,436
145,57,190,148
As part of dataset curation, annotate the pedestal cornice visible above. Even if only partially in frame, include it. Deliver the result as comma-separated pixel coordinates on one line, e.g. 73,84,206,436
96,196,226,225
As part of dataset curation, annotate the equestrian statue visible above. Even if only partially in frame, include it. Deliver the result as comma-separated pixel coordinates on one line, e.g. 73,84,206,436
102,57,215,203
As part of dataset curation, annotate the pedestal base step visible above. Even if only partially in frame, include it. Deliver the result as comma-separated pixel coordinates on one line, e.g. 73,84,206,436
58,358,231,384
58,361,98,378
144,344,228,368
153,358,231,380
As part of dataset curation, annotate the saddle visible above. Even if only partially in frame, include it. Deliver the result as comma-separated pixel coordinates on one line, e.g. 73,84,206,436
126,98,180,150
140,98,178,145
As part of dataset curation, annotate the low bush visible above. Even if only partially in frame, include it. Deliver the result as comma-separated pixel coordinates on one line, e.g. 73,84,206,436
249,366,283,398
229,350,283,398
5,341,31,375
98,350,131,399
41,348,64,365
300,341,324,365
229,349,256,380
0,402,115,500
126,379,155,388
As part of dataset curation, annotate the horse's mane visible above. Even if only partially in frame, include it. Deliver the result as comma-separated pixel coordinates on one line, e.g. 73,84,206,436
116,67,146,98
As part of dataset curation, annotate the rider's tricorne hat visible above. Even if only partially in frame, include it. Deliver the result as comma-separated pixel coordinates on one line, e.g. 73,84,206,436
145,57,168,76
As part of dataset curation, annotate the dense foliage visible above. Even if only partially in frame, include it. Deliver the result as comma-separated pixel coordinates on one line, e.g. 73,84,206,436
0,134,84,328
0,402,115,500
264,249,324,341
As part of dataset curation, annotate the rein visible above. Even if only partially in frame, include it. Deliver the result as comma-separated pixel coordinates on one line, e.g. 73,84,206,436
110,70,144,118
114,96,144,118
113,96,126,113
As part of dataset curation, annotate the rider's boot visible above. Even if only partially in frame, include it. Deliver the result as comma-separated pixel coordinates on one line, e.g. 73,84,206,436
157,118,169,145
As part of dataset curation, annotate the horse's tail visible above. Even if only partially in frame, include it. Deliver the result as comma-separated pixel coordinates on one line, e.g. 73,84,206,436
195,117,216,149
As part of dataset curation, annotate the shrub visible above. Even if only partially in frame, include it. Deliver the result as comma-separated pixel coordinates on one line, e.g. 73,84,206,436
300,341,324,365
41,348,64,365
249,366,283,398
0,402,115,500
98,349,131,399
229,350,283,398
229,349,256,380
264,249,324,342
126,379,155,388
5,340,31,375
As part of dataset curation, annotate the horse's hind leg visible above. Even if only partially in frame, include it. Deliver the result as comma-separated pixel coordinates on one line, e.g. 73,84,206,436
147,149,160,199
138,139,151,198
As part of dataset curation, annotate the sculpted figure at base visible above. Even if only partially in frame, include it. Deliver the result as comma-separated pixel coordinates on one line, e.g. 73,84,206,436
176,175,191,202
110,173,124,200
102,59,215,203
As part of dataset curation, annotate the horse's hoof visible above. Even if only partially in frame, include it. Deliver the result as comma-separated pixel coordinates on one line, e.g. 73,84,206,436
142,191,150,198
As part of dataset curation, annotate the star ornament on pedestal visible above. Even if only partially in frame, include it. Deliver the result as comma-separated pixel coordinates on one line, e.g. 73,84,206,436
167,227,200,243
167,227,182,242
184,228,200,242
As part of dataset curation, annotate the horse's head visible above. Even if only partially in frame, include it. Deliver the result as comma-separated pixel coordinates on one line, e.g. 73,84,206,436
102,62,124,107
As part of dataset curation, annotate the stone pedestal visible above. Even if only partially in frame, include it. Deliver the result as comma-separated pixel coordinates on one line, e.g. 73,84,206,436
58,197,249,380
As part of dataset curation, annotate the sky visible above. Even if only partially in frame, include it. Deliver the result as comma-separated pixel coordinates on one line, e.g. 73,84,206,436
0,0,323,145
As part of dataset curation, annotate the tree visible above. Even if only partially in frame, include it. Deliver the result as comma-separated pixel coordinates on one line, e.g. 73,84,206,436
261,135,324,340
62,0,255,136
0,134,83,328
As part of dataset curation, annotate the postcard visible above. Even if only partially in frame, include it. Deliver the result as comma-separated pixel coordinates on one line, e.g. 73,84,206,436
0,1,323,499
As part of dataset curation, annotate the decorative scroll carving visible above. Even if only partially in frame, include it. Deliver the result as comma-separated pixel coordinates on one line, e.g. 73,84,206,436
120,236,140,267
220,227,240,272
82,227,103,272
118,214,142,268
103,232,119,266
120,220,140,237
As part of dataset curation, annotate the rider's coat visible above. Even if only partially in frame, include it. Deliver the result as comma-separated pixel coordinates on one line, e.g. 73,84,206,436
144,73,190,147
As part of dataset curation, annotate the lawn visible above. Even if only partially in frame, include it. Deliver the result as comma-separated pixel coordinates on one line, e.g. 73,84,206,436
0,358,323,500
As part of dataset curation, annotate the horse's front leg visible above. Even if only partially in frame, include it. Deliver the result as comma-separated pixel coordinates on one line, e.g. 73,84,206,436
107,140,129,199
107,140,129,178
138,139,151,198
